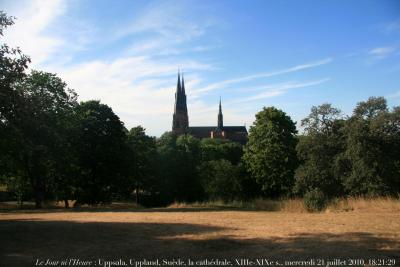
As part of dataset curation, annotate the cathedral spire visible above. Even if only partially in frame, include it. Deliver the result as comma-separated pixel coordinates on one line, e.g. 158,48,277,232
174,70,182,112
181,72,187,112
181,72,185,94
218,97,223,129
177,69,181,93
172,70,189,132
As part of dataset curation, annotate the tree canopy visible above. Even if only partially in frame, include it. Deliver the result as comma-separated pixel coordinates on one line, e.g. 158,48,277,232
243,107,298,197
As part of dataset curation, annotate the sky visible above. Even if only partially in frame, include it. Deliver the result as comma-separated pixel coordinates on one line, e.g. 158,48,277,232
1,0,400,136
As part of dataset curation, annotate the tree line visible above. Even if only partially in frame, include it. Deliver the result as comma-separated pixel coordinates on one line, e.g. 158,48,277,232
1,12,399,209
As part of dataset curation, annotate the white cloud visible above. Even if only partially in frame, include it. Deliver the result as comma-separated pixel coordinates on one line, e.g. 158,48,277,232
116,1,207,42
2,0,66,67
192,58,332,95
368,46,397,59
116,1,219,59
55,55,212,135
227,78,331,104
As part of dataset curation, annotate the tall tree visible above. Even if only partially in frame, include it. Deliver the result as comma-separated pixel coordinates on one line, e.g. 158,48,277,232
156,133,203,204
0,11,30,184
0,11,30,121
2,71,77,208
243,107,298,197
294,104,346,197
1,12,78,207
155,132,180,205
342,97,400,196
71,100,127,205
175,134,203,202
126,126,157,204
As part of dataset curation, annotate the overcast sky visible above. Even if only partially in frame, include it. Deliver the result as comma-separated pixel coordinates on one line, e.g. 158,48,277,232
2,0,400,136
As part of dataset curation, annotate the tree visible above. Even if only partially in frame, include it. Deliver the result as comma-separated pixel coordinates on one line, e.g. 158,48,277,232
342,97,400,196
2,70,77,208
155,133,203,205
0,11,30,122
71,100,127,205
199,159,241,201
199,138,244,165
243,107,298,197
353,96,387,120
155,132,180,205
301,103,343,134
0,11,30,194
126,126,157,204
294,104,345,197
1,13,79,208
175,134,203,202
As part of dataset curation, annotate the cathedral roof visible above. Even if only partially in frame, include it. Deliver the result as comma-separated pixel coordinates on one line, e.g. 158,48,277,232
187,126,215,138
188,126,248,143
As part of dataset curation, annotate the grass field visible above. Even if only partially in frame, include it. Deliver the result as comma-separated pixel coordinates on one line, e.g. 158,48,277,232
1,200,399,267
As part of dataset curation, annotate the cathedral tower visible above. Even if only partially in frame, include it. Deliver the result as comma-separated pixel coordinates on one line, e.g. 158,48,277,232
218,98,223,129
172,71,189,134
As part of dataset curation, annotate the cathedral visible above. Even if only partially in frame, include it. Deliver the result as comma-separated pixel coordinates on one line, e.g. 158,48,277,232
172,72,248,144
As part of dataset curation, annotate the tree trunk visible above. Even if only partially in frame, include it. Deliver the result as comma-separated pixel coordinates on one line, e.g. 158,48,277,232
64,199,69,208
135,185,139,205
33,177,45,209
34,195,42,209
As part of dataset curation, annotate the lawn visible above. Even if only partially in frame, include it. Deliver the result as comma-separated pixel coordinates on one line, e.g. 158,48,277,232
1,206,399,267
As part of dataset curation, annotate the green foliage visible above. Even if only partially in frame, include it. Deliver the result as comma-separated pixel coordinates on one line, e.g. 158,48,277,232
71,100,127,204
199,159,241,201
303,188,327,212
243,107,298,197
3,70,77,207
155,133,203,204
126,126,157,202
301,103,342,134
0,11,30,180
341,97,400,196
296,98,400,198
353,96,387,120
200,138,243,164
198,139,258,201
294,104,345,197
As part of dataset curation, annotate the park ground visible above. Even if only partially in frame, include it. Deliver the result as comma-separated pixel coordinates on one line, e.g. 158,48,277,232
0,200,399,267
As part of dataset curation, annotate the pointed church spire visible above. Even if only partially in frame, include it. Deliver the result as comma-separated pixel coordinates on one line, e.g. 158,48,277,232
181,72,187,112
172,70,189,132
174,70,182,112
181,72,186,94
177,69,181,93
218,97,223,129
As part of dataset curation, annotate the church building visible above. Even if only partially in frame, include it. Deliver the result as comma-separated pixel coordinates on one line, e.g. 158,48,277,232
172,72,248,144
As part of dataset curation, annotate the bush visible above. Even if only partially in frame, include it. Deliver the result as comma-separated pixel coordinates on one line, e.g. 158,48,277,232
304,188,327,212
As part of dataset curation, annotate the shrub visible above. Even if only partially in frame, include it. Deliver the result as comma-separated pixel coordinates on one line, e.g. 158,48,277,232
304,188,327,212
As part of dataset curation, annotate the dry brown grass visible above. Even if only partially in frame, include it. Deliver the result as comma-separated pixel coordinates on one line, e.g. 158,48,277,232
0,200,142,210
168,197,400,213
1,199,399,267
327,197,400,213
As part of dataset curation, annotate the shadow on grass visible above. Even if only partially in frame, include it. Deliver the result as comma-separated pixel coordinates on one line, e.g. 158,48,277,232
1,219,399,267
